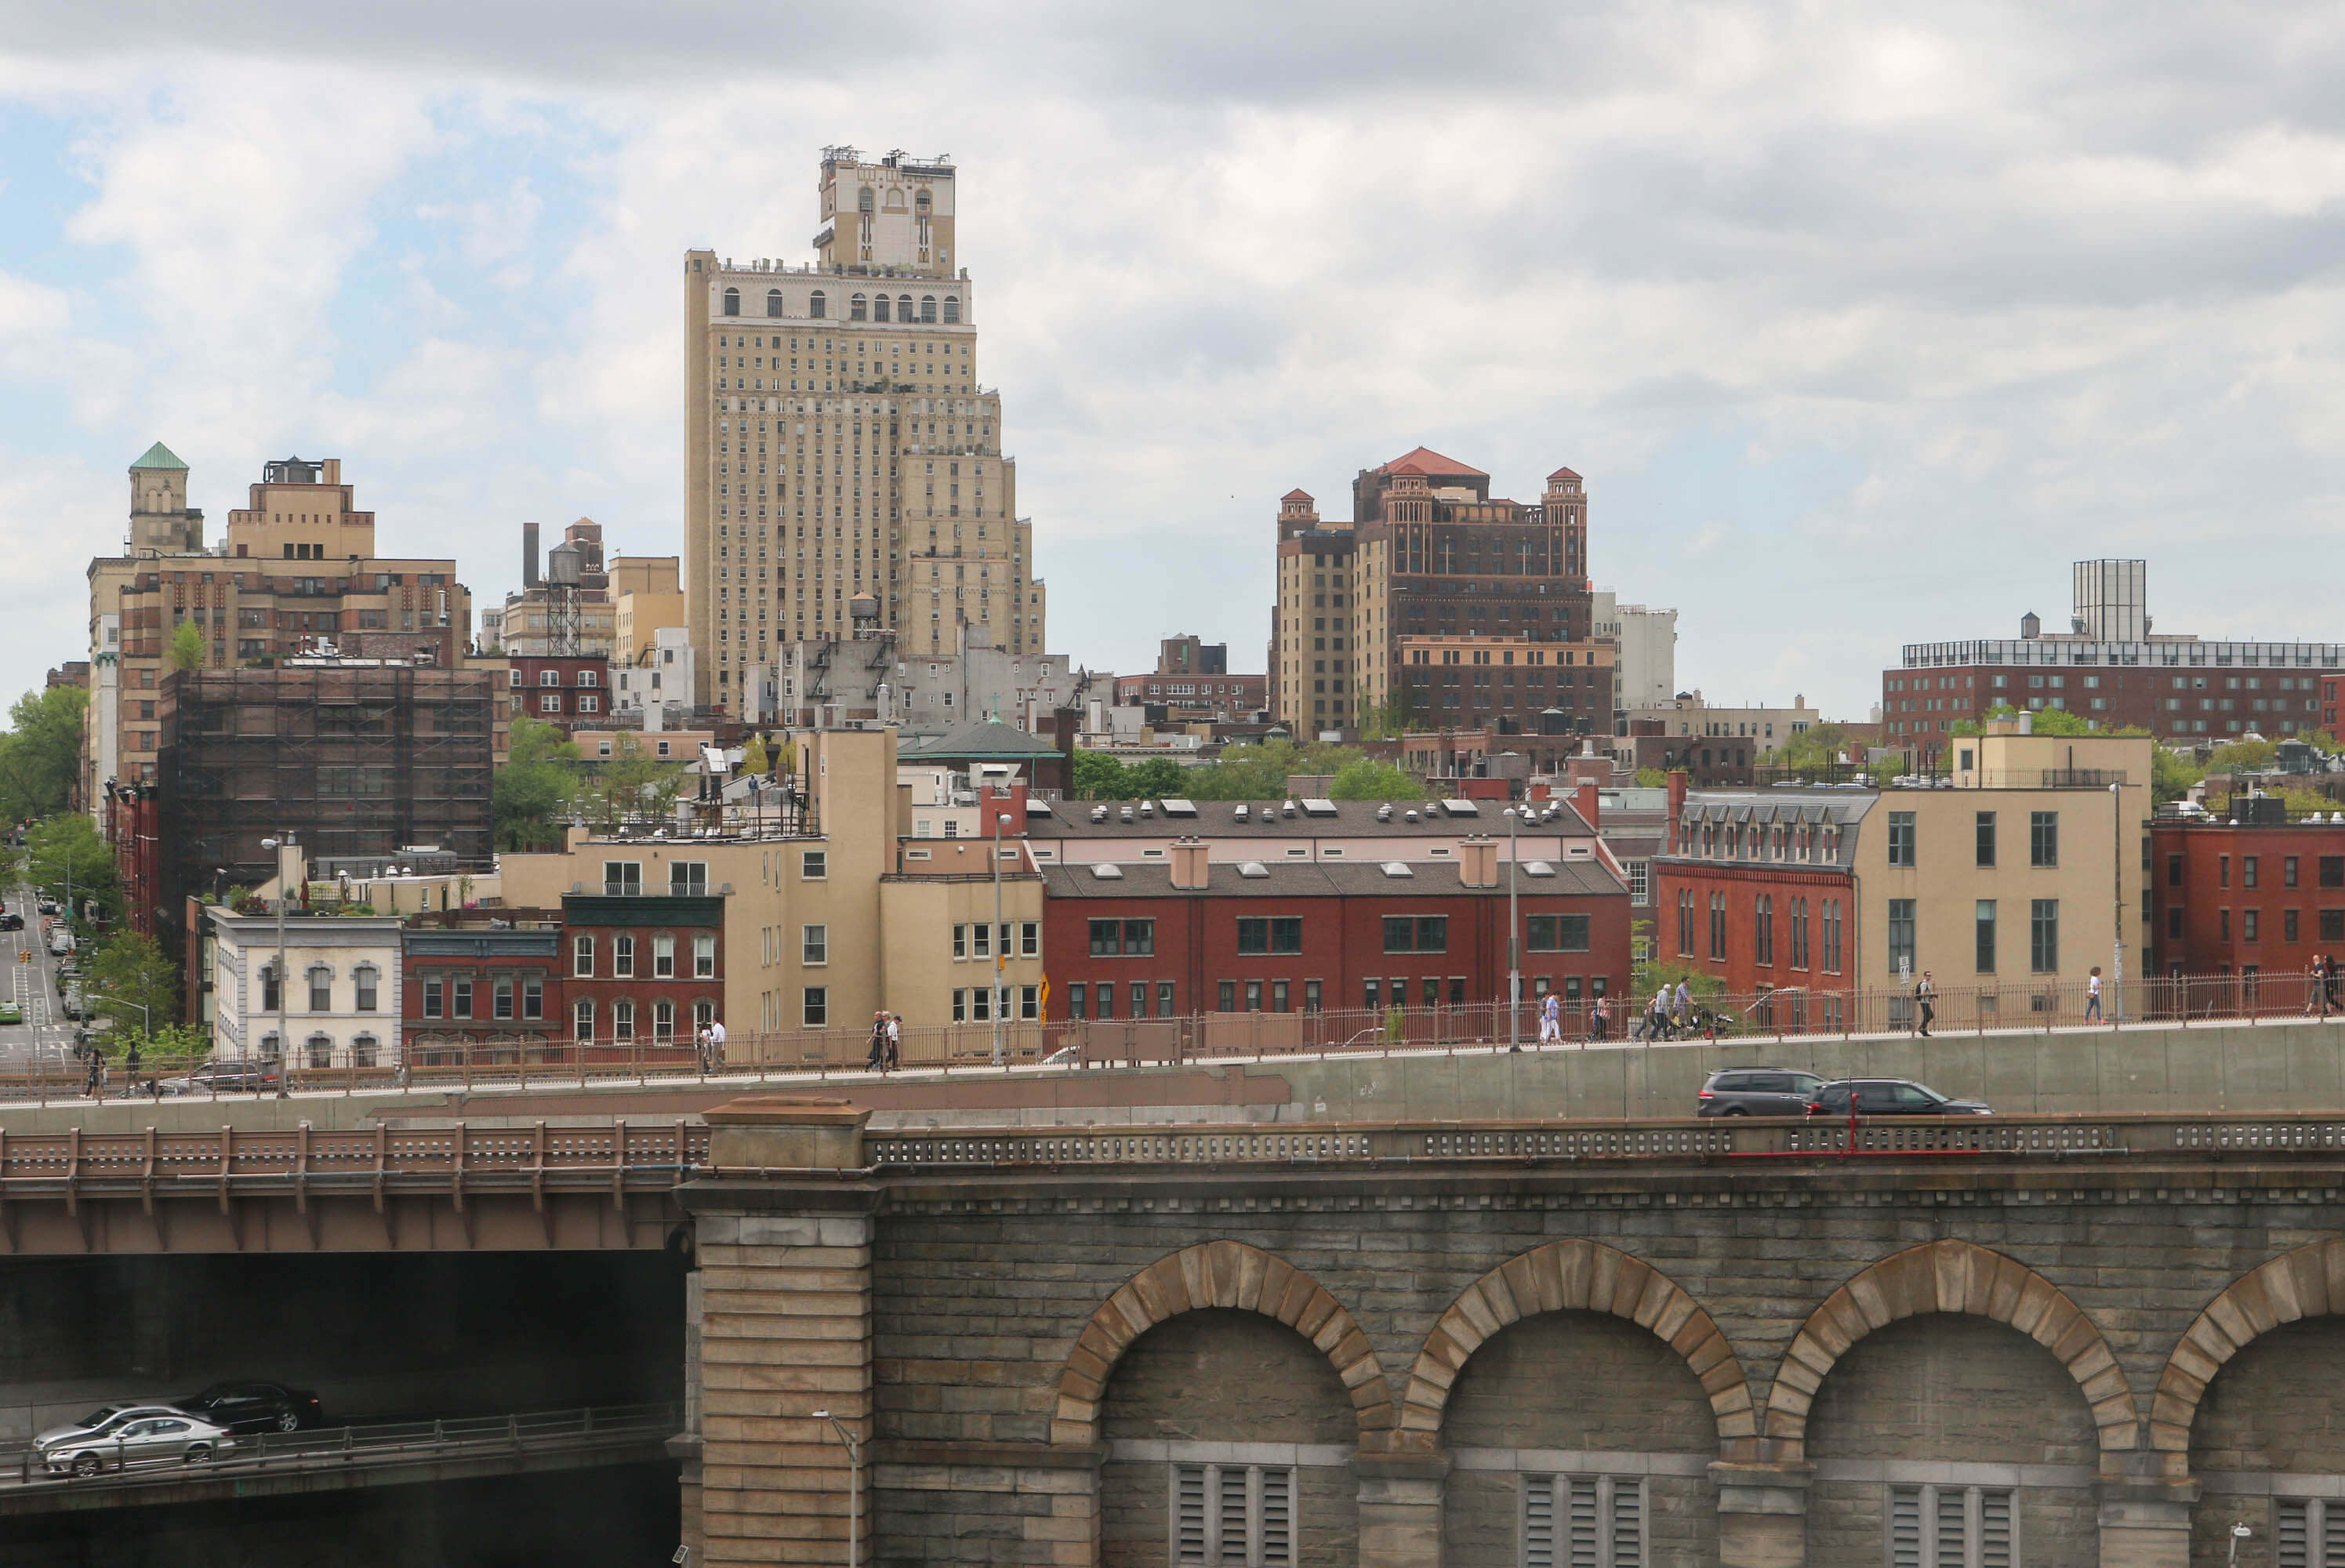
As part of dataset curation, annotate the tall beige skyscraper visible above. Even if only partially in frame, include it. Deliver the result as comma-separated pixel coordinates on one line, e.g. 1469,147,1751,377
684,147,1046,708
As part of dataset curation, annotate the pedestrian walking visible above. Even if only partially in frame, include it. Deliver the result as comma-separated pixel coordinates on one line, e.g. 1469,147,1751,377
866,1011,889,1072
884,1013,901,1071
1537,990,1562,1044
1588,996,1610,1041
707,1016,727,1070
694,1025,713,1073
1672,980,1692,1033
1915,971,1937,1037
2085,967,2104,1022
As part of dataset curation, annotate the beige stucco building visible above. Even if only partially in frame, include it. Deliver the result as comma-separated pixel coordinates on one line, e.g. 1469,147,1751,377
495,727,1043,1044
683,147,1046,710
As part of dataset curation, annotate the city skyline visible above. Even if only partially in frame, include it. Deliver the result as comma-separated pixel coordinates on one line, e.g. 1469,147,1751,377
3,6,2344,718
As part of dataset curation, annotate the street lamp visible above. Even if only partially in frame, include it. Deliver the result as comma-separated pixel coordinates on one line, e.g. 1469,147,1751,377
1501,813,1523,1053
991,811,1011,1066
260,834,295,1098
809,1408,861,1568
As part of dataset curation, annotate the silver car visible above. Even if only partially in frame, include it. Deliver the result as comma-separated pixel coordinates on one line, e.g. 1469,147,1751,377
40,1407,237,1476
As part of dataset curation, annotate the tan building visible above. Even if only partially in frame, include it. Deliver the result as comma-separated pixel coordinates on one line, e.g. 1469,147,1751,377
85,448,470,794
684,147,1047,709
495,727,1044,1039
611,554,686,665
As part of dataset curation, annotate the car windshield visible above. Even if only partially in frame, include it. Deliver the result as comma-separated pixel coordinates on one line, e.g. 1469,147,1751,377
74,1406,127,1428
188,1384,235,1403
1908,1083,1948,1104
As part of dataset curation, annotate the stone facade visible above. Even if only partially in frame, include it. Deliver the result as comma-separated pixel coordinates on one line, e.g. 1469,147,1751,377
677,1109,2345,1568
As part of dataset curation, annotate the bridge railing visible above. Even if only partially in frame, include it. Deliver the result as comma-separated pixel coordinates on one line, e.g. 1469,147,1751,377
3,1400,681,1493
863,1112,2345,1169
0,1120,708,1188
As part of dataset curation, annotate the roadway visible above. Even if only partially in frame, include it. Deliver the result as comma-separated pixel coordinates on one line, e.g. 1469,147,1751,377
0,886,76,1080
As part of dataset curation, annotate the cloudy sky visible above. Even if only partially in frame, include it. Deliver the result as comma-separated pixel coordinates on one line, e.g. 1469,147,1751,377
2,3,2342,720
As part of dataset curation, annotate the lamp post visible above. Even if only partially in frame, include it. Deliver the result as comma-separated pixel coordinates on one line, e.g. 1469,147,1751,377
810,1407,861,1568
260,833,295,1097
991,811,1010,1065
2110,781,2125,1025
1501,813,1522,1053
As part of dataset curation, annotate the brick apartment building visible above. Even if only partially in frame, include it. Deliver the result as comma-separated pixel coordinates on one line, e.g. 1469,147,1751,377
560,890,726,1050
1115,635,1265,725
506,654,615,732
2150,812,2345,986
1040,837,1630,1022
402,917,566,1059
1884,559,2338,763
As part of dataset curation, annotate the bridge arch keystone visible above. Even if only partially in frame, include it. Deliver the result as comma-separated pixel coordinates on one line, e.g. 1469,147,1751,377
1396,1240,1756,1454
1767,1239,2136,1468
2149,1234,2345,1464
1049,1240,1393,1446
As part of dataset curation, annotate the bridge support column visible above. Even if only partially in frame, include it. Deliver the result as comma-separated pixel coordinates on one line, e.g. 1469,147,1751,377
1355,1450,1450,1568
1711,1461,1813,1568
687,1098,879,1568
2096,1478,2202,1568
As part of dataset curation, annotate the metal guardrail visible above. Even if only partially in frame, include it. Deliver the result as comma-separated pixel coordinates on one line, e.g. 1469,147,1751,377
4,1401,679,1494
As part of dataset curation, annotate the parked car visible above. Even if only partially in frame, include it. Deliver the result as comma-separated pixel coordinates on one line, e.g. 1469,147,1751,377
173,1381,325,1435
46,930,73,956
41,1410,237,1476
156,1058,282,1096
60,988,86,1021
1807,1078,1992,1116
1696,1068,1826,1116
35,896,57,916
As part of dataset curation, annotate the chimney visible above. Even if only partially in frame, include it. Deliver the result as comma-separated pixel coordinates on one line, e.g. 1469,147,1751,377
1666,768,1688,853
1574,780,1600,831
1459,837,1499,888
1170,837,1210,890
522,522,541,588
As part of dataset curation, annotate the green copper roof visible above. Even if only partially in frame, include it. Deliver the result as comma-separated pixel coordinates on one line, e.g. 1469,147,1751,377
130,441,187,471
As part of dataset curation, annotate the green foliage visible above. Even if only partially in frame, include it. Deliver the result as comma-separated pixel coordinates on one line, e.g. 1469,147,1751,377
85,929,179,1041
583,731,689,829
1070,750,1132,800
2151,746,2204,806
1634,768,1669,789
1950,703,2099,738
0,685,89,824
169,619,206,672
1352,692,1418,742
2206,738,2278,774
1632,954,1730,1004
742,731,770,776
1328,756,1417,800
27,813,115,916
493,716,579,851
103,1020,211,1072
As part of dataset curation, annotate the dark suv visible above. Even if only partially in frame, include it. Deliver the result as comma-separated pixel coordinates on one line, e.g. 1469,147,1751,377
1808,1078,1991,1116
1697,1068,1826,1116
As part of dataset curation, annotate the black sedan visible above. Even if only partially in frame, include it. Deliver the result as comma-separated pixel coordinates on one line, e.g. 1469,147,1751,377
1808,1078,1992,1116
173,1381,325,1434
0,910,21,931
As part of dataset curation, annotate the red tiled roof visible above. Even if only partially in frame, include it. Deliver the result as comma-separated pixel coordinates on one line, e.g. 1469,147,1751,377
1281,488,1313,502
1380,447,1486,479
1548,466,1581,482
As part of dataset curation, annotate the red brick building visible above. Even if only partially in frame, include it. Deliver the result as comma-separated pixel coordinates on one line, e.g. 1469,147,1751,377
1039,839,1629,1021
2150,815,2345,985
561,891,725,1048
401,918,566,1058
507,654,613,732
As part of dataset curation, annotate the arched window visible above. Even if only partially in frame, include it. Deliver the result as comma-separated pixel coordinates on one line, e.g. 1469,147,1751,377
307,964,333,1012
352,964,379,1012
857,187,874,213
260,1032,281,1060
694,999,716,1031
808,291,826,320
850,293,868,321
765,289,782,318
721,287,740,316
573,998,594,1043
942,296,960,324
306,1033,334,1069
920,296,937,323
873,294,891,323
915,190,931,214
351,1034,379,1069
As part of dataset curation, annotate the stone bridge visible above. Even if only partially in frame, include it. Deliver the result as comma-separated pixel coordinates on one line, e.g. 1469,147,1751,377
680,1103,2345,1568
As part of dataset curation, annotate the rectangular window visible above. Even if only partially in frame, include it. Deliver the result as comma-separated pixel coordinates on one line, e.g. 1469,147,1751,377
1096,982,1113,1019
1217,979,1236,1012
614,935,634,978
2245,909,2262,942
573,999,593,1043
953,924,967,960
2245,855,2260,890
1526,914,1592,953
2169,854,2184,888
1520,1472,1644,1568
653,935,677,978
573,935,594,977
451,978,474,1018
1754,895,1774,966
1363,978,1380,1011
802,987,827,1027
1676,890,1694,956
612,1000,634,1040
802,924,827,964
1888,899,1917,978
521,977,543,1019
670,861,709,896
603,860,641,896
1021,921,1041,957
308,971,331,1011
2031,898,2060,974
1888,811,1916,867
1068,982,1087,1020
1089,918,1156,956
2287,908,2301,943
1710,892,1726,961
1975,811,1996,867
1975,900,1997,974
1889,1483,2014,1568
354,968,378,1011
801,850,827,880
492,978,514,1019
1021,985,1040,1021
1382,916,1448,953
422,977,443,1018
2031,811,2059,867
2324,857,2344,889
1235,916,1305,955
2287,856,2301,888
1170,1463,1294,1567
1302,979,1320,1012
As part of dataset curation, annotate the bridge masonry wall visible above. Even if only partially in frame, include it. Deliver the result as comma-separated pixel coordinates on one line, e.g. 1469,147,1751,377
679,1111,2345,1568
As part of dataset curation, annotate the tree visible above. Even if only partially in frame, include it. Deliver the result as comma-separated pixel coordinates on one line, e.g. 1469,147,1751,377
586,731,688,829
1070,750,1131,800
493,717,579,851
0,684,89,822
742,731,771,776
169,619,207,672
2151,746,2204,805
1634,768,1670,789
2207,738,2278,774
1125,757,1189,799
27,813,115,917
1328,756,1417,800
85,928,179,1042
1951,704,2097,738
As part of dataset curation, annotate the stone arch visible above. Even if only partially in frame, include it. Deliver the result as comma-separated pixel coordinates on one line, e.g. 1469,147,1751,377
1049,1240,1392,1446
1767,1239,2134,1465
1396,1239,1755,1454
2150,1234,2345,1462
